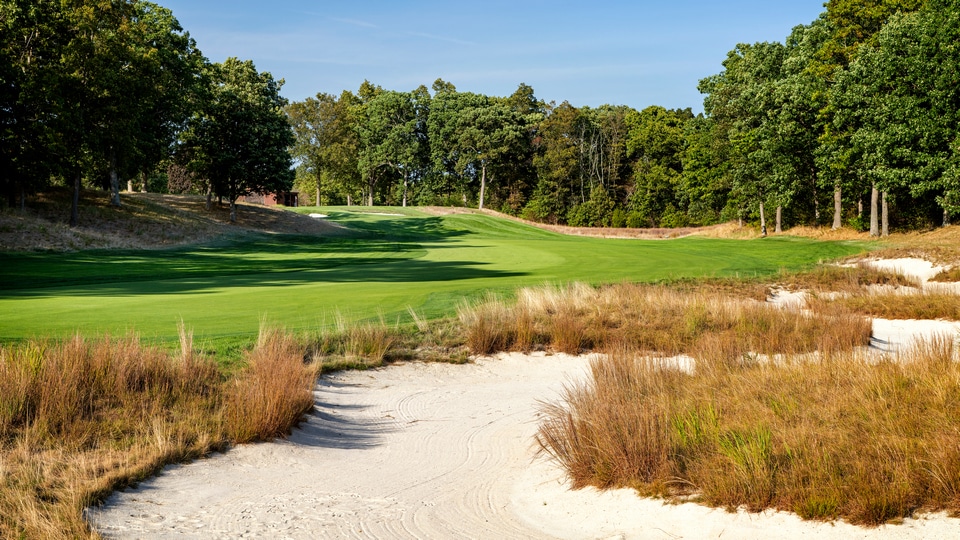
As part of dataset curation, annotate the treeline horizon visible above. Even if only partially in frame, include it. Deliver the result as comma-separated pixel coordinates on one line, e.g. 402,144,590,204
4,0,959,235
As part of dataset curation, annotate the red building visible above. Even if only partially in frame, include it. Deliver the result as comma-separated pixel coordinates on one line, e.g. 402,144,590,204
241,191,299,207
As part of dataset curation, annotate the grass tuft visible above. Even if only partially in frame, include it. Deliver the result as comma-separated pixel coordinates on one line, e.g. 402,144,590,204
225,329,320,443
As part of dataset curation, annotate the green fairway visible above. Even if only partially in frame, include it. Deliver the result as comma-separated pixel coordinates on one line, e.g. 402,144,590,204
0,208,867,355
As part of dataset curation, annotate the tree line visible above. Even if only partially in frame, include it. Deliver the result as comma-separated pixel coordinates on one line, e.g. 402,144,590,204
4,0,959,234
1,0,292,223
286,0,960,235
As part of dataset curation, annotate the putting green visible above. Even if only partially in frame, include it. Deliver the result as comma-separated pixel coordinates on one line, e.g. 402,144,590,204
0,208,866,354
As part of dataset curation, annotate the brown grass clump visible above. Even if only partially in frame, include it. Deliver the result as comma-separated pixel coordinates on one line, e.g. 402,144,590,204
308,314,402,370
930,266,960,282
809,289,960,321
537,339,960,526
0,328,319,538
776,262,921,293
225,329,320,443
458,282,871,358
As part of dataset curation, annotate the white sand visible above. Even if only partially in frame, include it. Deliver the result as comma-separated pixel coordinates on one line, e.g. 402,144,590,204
87,258,960,538
862,257,945,283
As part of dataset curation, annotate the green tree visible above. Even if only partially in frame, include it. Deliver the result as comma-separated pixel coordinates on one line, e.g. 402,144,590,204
0,0,68,209
816,0,926,233
181,58,294,222
356,89,424,206
428,88,528,209
835,1,960,234
701,41,787,235
625,105,693,226
286,91,360,205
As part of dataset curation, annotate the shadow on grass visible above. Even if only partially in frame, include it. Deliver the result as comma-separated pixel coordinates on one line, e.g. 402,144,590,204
2,256,527,298
0,226,512,295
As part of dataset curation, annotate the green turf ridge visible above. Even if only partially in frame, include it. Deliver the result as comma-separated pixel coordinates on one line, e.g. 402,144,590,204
0,207,869,361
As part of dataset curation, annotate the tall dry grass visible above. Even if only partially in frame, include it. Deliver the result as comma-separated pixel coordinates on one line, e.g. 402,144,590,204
225,329,320,443
307,313,400,371
537,338,960,526
0,328,319,538
458,282,871,358
809,289,960,321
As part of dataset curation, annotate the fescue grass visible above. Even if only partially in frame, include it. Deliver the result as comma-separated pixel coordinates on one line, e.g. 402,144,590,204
536,339,960,526
930,266,960,282
457,281,960,526
458,282,872,357
776,262,921,293
0,328,319,538
808,288,960,321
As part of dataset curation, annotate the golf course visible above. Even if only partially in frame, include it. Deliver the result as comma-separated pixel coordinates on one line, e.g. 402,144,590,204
0,205,866,358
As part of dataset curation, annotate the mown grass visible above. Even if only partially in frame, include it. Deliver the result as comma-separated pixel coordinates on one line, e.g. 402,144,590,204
0,327,318,538
0,205,867,361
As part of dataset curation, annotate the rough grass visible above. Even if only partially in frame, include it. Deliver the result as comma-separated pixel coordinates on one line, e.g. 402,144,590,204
536,340,960,526
0,328,319,538
458,282,871,357
809,289,960,321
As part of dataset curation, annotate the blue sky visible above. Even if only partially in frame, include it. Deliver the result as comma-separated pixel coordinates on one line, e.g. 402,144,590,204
159,1,828,112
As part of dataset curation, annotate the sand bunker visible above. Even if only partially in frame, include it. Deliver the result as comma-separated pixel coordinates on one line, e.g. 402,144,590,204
89,351,960,539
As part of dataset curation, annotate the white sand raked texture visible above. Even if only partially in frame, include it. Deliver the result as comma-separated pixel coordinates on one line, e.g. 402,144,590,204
89,349,960,539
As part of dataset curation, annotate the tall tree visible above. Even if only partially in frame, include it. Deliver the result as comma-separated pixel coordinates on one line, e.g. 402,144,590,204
356,89,424,206
834,1,960,234
701,41,787,235
816,0,926,233
625,105,693,226
286,91,360,205
181,58,294,222
527,101,579,223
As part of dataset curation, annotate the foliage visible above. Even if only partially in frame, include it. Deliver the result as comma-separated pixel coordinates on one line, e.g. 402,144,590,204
179,58,294,222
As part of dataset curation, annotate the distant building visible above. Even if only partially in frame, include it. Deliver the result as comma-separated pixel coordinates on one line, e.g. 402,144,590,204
241,191,299,207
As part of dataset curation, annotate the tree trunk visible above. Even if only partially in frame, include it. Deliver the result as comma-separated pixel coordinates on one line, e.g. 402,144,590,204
230,197,237,223
109,148,121,207
881,191,889,237
70,171,81,227
315,186,320,206
347,194,352,206
944,209,951,227
127,180,133,192
775,205,782,234
759,202,767,237
402,172,408,208
870,184,879,237
479,162,487,210
140,171,147,193
832,184,842,229
205,183,212,211
19,186,25,212
813,180,819,223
